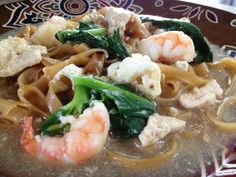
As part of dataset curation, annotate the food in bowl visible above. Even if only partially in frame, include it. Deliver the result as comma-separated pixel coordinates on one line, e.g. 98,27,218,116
0,6,235,177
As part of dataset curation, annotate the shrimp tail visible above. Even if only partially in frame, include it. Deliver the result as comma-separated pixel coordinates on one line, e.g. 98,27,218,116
20,116,38,155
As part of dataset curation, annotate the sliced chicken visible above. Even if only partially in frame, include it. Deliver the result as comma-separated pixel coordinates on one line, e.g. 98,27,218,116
107,53,162,99
0,37,47,77
139,113,186,147
179,79,223,109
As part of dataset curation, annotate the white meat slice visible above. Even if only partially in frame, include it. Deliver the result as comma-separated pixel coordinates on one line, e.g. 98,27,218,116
0,36,47,77
139,113,186,147
104,7,141,34
31,16,67,48
179,79,223,109
107,53,162,99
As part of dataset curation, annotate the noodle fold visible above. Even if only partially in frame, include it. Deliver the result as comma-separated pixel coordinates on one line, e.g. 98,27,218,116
158,64,207,87
206,96,236,131
0,98,30,123
107,137,177,169
18,86,49,116
43,49,108,81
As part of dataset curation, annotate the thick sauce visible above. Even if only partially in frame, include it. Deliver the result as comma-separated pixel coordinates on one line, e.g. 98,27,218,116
0,40,234,176
0,117,231,177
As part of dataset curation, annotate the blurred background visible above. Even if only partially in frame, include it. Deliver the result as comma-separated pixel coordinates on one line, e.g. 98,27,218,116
187,0,236,6
215,0,236,6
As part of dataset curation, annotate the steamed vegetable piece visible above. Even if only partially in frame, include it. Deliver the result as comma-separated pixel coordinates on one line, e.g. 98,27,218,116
40,75,155,138
78,20,100,30
40,85,89,136
141,15,213,63
56,28,109,49
56,21,129,60
107,28,130,60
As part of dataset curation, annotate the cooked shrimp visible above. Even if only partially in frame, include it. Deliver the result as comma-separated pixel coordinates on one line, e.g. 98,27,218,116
21,102,110,164
137,31,196,64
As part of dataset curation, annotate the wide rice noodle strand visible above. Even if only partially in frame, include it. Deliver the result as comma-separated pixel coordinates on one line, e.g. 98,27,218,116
158,63,207,87
84,52,107,75
17,65,44,88
157,74,185,105
225,75,236,96
0,98,30,123
47,43,77,59
210,58,236,74
17,85,49,116
41,57,62,66
107,136,177,169
206,96,236,131
161,79,183,97
193,62,210,77
46,80,70,113
43,48,108,81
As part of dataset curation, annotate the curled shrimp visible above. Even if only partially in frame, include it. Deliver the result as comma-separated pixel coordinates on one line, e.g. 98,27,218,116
21,102,110,164
137,31,196,64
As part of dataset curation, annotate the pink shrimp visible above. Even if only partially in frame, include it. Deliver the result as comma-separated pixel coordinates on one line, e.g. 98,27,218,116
137,31,196,64
21,102,110,164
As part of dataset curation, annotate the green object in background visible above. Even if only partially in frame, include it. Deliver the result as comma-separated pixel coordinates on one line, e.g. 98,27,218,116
141,16,213,63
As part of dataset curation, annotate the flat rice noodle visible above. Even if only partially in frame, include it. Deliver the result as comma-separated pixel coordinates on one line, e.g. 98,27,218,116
84,52,106,75
194,62,209,77
158,74,185,105
46,80,69,113
158,63,207,87
43,48,108,81
29,76,49,94
0,118,15,127
225,75,236,96
17,85,49,116
210,57,236,73
161,79,183,96
18,68,49,94
18,65,43,88
73,43,91,53
107,136,177,169
47,43,77,59
188,65,196,74
42,57,62,66
206,96,236,131
180,126,203,139
156,91,182,106
0,98,30,123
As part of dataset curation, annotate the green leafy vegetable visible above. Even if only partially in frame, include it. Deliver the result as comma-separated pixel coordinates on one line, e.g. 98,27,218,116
40,75,155,138
141,15,213,63
73,76,155,119
56,21,129,60
78,20,100,30
56,28,109,49
40,86,89,136
73,76,155,138
107,28,130,60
